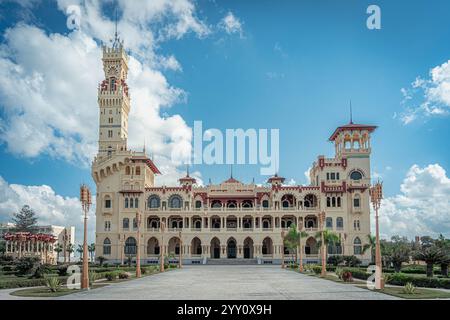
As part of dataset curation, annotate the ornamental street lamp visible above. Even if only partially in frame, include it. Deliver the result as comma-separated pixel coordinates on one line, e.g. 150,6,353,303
160,221,166,272
135,211,141,278
281,230,285,269
370,181,384,290
319,211,326,277
80,184,92,290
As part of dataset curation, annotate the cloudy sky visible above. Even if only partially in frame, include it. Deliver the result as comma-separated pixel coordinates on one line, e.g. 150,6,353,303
0,0,449,244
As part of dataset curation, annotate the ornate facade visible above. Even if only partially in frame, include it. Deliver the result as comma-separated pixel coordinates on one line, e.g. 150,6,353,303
92,40,376,265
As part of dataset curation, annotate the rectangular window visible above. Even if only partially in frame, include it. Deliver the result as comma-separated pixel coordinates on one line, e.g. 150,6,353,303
104,221,111,231
354,198,360,208
108,130,113,138
326,173,330,180
330,172,336,180
336,173,340,180
105,199,111,208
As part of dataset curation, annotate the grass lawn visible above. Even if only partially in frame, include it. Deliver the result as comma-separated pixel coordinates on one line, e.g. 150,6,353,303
10,287,81,297
356,285,450,299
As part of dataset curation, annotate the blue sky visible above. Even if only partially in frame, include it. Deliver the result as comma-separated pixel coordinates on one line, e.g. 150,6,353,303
0,0,449,242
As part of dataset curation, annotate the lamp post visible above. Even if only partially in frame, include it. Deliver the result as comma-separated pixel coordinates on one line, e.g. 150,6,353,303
178,231,183,269
370,181,384,290
281,230,285,269
80,184,92,290
160,221,166,272
319,211,326,277
135,211,141,278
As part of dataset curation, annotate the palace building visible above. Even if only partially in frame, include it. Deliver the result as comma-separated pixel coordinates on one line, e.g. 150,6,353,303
92,37,376,266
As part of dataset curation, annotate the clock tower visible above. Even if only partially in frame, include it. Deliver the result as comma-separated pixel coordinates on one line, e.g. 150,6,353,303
97,34,130,159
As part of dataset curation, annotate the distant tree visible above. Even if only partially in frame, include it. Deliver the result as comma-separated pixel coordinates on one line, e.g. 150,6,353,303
362,234,376,264
284,224,300,265
97,256,107,267
12,205,38,233
435,234,450,277
54,244,63,264
383,236,411,272
66,243,74,263
315,229,340,269
88,243,95,262
0,241,6,255
413,237,444,277
77,244,84,260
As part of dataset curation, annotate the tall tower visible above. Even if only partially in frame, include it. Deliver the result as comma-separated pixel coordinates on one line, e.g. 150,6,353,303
97,33,130,158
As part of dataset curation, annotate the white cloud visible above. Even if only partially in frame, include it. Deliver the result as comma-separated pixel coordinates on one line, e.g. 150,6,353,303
373,164,450,239
218,11,243,37
0,176,94,245
304,167,311,185
400,60,450,124
0,0,215,184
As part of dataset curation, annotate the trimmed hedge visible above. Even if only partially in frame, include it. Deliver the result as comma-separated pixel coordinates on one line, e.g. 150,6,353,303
0,276,68,289
388,273,450,289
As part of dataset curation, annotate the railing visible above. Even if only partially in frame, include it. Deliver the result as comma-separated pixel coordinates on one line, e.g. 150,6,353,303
226,227,237,232
242,227,253,232
304,227,318,232
146,227,160,232
190,228,202,232
262,228,273,232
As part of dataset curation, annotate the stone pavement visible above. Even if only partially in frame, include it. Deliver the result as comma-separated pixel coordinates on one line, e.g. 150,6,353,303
56,265,399,300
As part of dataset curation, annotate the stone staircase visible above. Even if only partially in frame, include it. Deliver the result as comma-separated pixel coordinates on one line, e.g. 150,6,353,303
206,258,258,265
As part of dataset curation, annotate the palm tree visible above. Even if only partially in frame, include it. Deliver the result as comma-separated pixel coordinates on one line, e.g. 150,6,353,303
362,234,376,264
315,229,340,272
435,234,450,277
414,243,445,277
284,224,300,267
76,244,84,261
88,243,95,262
383,236,411,272
54,243,63,264
66,243,74,263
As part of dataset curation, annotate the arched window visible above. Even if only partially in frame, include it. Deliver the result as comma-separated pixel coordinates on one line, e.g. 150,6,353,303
211,200,222,208
326,197,331,207
110,77,116,91
123,218,129,230
332,197,336,207
336,217,343,229
168,195,182,208
195,200,202,209
354,237,362,255
103,238,111,255
350,170,363,180
129,198,134,208
262,200,269,208
125,166,131,175
337,197,341,207
135,166,141,175
124,237,137,255
134,198,139,209
148,195,161,209
124,198,129,208
326,217,333,229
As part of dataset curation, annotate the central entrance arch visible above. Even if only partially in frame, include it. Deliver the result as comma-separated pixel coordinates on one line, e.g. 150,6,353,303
227,238,237,259
243,237,254,259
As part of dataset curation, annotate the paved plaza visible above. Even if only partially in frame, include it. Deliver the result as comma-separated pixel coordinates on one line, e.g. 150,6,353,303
56,265,398,300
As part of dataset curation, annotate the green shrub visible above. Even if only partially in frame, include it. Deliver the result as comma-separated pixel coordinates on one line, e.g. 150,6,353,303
88,271,98,286
45,276,60,292
335,267,344,280
0,278,47,289
327,255,344,266
56,265,69,276
1,265,14,272
341,268,370,280
105,272,116,281
14,257,40,276
343,255,361,267
402,282,416,294
312,266,322,275
118,272,129,279
32,264,52,279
